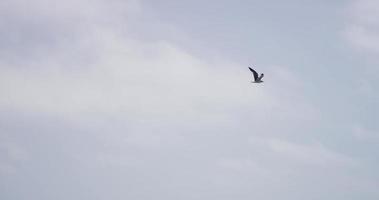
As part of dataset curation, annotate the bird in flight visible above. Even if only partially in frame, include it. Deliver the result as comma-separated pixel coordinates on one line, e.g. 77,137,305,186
249,67,264,83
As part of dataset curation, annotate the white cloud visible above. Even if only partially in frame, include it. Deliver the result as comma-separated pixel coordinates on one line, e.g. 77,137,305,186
267,138,355,167
0,0,371,199
247,136,357,168
345,0,379,55
0,142,28,174
353,125,379,140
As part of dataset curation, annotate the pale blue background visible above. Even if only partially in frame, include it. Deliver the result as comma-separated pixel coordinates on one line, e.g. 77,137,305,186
1,0,378,199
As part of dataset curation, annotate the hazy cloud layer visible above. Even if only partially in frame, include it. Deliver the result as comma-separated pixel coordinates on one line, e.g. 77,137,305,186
346,0,379,55
1,0,379,199
345,0,379,142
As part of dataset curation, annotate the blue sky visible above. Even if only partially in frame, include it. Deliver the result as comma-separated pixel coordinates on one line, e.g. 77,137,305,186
1,0,379,199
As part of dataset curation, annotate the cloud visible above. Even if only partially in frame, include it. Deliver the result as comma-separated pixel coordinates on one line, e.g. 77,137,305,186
0,141,29,175
265,138,355,167
0,0,372,199
345,0,379,56
353,125,379,140
345,0,379,145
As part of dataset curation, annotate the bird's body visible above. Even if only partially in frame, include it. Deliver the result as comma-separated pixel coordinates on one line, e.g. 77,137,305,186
248,67,264,83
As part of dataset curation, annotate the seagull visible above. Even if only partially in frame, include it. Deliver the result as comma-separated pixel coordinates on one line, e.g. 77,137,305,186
249,67,264,83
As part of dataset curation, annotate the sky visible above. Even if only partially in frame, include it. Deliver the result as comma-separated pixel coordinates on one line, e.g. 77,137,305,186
1,0,379,199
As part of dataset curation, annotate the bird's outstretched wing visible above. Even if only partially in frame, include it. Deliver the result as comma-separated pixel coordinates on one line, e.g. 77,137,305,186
249,67,258,81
